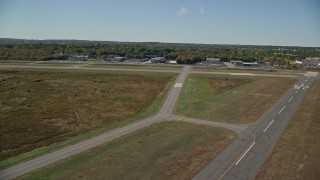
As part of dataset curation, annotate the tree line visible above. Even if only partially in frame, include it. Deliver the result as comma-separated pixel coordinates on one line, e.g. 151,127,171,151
0,39,319,65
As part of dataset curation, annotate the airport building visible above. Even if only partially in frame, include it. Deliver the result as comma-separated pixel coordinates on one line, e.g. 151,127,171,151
199,58,225,66
230,60,243,66
243,62,259,67
151,57,166,63
69,55,87,61
206,58,221,64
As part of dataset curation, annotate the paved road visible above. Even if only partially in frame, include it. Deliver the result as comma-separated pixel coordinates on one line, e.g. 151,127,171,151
0,64,309,179
0,64,181,73
172,117,249,134
0,64,298,78
190,70,297,78
193,72,318,180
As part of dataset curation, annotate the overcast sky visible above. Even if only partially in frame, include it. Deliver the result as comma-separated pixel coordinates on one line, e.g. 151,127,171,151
0,0,319,47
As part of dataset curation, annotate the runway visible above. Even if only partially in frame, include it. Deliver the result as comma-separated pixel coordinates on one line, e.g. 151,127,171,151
193,73,317,180
0,63,315,179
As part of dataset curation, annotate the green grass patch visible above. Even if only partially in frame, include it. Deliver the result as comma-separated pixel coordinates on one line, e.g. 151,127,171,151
177,74,297,124
21,121,236,180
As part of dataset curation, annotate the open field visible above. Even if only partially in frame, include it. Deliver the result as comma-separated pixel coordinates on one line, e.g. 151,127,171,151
0,61,34,64
20,121,236,180
257,76,320,180
176,74,297,124
0,62,79,67
0,70,174,163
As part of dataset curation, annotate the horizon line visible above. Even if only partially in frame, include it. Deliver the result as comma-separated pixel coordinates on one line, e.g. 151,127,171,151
1,37,319,48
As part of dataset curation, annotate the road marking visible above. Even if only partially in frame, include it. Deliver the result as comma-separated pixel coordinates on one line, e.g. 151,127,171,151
235,142,255,165
174,83,183,88
279,106,286,114
263,119,274,132
288,96,293,102
295,90,299,94
305,79,308,82
304,72,318,77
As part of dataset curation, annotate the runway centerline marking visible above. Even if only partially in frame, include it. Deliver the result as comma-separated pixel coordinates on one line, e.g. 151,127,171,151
295,90,299,94
235,142,255,165
288,96,293,102
263,119,274,132
279,106,286,114
174,83,183,88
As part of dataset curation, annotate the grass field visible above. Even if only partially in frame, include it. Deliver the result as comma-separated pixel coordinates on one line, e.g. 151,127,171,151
0,62,79,67
257,76,320,180
0,70,174,164
20,121,236,180
0,61,34,64
176,74,297,124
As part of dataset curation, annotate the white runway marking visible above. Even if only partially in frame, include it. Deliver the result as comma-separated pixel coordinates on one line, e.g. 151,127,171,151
279,106,286,114
235,142,255,165
304,72,318,77
174,83,183,88
263,119,274,132
288,96,293,102
295,90,299,94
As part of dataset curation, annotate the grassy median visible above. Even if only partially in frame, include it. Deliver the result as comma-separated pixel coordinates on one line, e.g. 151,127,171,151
177,74,297,124
21,121,236,180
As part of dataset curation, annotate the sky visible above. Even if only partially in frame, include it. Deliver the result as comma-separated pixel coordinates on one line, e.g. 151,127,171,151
0,0,319,47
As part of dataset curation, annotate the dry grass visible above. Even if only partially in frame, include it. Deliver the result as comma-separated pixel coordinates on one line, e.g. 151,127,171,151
257,76,320,180
193,67,278,73
0,70,172,160
21,121,236,180
177,74,297,123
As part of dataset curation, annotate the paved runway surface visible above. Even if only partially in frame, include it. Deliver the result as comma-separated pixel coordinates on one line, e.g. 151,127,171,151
0,64,314,179
193,72,317,180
